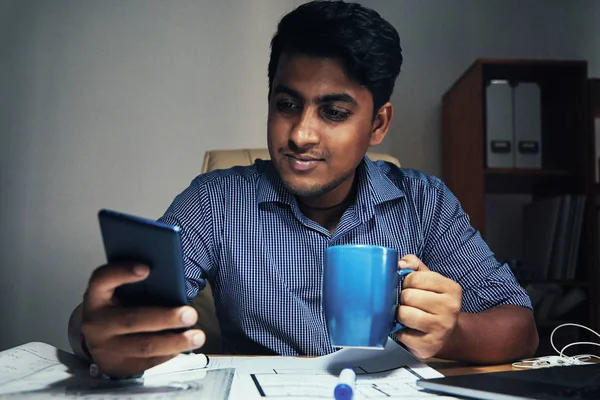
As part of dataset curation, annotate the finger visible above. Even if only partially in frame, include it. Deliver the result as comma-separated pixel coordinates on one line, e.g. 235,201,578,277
400,288,453,315
86,306,199,338
402,271,451,294
84,264,149,311
398,254,430,272
100,329,206,358
396,304,435,333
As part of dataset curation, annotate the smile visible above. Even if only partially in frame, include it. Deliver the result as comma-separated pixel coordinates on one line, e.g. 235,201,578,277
285,155,323,172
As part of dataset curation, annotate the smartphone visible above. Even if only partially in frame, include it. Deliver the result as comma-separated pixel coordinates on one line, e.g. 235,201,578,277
97,209,188,309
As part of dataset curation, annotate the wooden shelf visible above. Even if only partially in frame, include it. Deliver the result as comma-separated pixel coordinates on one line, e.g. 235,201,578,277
443,59,588,101
485,169,577,194
442,58,598,336
484,168,571,176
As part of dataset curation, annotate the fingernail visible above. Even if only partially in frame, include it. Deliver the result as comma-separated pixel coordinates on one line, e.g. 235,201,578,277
133,265,148,276
192,333,205,347
181,309,196,326
399,260,408,267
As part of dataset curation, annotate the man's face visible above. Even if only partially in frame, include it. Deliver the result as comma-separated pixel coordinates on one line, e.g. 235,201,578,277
267,54,389,203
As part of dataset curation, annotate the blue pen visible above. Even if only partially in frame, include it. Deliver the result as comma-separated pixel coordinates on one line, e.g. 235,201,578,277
334,368,356,400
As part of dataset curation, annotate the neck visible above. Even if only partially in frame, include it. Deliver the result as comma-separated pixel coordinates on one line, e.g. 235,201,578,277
297,183,357,233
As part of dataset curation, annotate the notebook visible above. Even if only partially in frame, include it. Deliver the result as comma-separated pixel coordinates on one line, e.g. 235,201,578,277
417,363,600,400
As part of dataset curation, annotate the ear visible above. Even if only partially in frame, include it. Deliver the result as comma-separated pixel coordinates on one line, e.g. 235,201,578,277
369,102,393,146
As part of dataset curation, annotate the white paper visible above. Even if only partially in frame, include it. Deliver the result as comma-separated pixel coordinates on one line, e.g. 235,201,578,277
0,342,230,399
1,339,455,399
209,338,456,399
0,342,82,388
143,352,209,377
250,368,458,400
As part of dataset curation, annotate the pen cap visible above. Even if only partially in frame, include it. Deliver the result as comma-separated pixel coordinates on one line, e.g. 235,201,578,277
334,368,356,400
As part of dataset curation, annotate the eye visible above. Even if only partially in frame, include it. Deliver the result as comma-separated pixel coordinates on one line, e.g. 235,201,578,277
321,107,351,122
276,100,300,114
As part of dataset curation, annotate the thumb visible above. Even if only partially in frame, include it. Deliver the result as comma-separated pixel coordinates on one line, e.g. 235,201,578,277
398,254,430,272
84,263,149,312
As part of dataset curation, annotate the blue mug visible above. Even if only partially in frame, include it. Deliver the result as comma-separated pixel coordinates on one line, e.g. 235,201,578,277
323,244,412,349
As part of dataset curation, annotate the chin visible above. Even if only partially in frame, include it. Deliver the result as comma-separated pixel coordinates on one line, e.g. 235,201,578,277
274,159,342,198
281,179,328,197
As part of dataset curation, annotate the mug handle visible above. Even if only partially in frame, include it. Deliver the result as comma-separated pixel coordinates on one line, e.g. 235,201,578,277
391,269,413,334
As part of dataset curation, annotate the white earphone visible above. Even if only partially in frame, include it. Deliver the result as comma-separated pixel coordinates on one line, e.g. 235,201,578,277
512,323,600,369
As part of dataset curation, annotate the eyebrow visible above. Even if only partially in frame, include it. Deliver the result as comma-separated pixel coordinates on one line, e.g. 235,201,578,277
273,84,358,106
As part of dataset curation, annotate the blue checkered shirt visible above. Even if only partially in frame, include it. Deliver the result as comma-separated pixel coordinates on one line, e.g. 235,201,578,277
158,156,532,356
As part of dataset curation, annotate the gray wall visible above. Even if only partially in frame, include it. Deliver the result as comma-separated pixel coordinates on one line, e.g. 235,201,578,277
0,0,598,351
363,0,598,174
0,0,302,351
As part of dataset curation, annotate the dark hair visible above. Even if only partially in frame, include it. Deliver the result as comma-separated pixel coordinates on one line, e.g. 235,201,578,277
268,0,403,114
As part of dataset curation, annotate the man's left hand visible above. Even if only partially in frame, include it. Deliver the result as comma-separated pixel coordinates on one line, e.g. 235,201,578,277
396,254,462,359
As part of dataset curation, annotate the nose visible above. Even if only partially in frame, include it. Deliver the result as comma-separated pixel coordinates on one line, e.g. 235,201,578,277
288,109,320,151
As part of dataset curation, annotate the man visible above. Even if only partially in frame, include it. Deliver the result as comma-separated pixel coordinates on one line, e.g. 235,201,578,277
68,0,538,379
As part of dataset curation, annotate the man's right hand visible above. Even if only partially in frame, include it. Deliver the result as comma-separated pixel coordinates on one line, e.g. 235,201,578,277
80,263,206,378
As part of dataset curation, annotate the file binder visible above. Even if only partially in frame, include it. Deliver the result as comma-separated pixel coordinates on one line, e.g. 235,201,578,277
514,82,542,169
485,80,514,168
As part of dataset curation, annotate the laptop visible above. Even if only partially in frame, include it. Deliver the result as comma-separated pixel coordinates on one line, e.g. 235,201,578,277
417,363,600,399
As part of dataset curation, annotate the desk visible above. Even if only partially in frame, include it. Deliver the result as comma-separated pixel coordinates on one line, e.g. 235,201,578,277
209,354,516,377
427,359,516,376
207,354,518,399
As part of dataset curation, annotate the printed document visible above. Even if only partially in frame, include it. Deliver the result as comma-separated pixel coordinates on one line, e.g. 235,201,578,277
0,342,231,399
0,339,456,399
208,338,458,399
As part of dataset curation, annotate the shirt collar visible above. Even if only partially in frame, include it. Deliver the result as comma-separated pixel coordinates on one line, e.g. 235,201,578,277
256,156,405,207
256,160,295,206
361,155,405,205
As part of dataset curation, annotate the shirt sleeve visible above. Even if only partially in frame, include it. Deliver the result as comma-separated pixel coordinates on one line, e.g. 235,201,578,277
419,180,533,313
157,177,216,302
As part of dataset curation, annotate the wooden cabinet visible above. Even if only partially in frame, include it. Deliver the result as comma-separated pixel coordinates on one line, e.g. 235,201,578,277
442,59,597,355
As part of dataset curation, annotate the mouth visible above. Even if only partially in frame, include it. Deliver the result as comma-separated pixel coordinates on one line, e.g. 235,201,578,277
284,153,324,172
